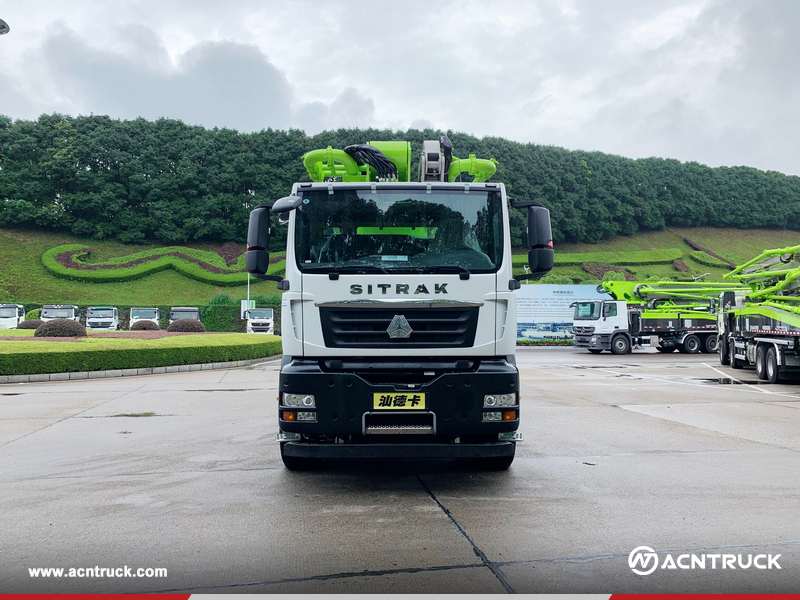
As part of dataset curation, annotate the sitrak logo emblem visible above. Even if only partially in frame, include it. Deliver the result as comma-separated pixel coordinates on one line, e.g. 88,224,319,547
387,315,413,339
629,546,659,576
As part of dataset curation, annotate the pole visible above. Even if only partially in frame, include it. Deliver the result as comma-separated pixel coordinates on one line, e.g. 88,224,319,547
247,272,251,307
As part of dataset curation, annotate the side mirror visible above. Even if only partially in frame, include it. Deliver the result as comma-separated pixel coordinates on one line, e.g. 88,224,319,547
272,194,302,213
245,202,282,281
515,203,554,280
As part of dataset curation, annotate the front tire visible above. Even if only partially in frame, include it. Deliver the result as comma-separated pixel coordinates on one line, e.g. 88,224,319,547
703,335,718,354
719,337,730,365
611,335,631,355
766,347,780,384
729,339,744,369
755,346,767,380
682,334,701,354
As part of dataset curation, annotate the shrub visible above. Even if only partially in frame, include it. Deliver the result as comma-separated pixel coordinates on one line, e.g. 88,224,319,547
17,319,42,330
25,308,40,320
167,319,206,333
34,319,87,337
688,250,730,268
536,273,574,285
209,293,235,305
250,294,280,306
131,320,160,331
602,271,627,282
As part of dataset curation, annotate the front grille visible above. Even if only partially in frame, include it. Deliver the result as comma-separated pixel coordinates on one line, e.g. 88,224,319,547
364,412,435,435
88,322,112,328
573,326,595,334
250,325,272,332
319,306,479,348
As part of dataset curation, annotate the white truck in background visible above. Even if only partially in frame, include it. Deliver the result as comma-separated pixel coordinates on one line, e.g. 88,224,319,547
40,305,80,322
129,307,162,329
245,308,275,334
0,304,25,329
86,306,120,330
169,307,201,324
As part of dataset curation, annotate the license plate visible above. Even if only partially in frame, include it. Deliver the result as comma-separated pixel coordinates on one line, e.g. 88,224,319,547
373,392,426,410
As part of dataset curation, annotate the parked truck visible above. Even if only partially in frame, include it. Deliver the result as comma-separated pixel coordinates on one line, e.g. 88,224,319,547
718,245,800,383
572,280,748,355
0,304,24,329
40,305,80,322
245,137,554,470
245,308,275,334
86,306,119,330
169,307,201,324
129,307,161,329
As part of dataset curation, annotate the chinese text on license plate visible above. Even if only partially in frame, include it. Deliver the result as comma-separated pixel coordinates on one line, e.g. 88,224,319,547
373,393,426,410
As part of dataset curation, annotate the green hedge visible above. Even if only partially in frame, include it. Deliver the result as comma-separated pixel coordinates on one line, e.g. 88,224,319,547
0,334,282,375
41,244,285,286
512,249,682,267
689,250,732,268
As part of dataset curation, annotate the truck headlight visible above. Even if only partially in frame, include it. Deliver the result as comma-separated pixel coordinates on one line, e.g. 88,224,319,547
482,412,502,422
297,412,317,422
484,393,516,407
283,393,315,408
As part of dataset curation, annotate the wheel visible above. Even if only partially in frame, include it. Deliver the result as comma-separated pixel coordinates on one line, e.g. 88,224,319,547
766,347,780,384
280,442,317,471
729,339,743,369
610,335,631,355
719,337,730,365
703,335,719,354
755,346,767,380
682,334,701,354
588,349,603,354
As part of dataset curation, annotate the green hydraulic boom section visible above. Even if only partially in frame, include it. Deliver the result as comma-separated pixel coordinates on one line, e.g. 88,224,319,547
724,245,800,317
601,280,750,314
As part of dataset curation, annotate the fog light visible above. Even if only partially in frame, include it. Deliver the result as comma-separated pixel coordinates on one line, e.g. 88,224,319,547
484,393,516,407
283,393,315,408
483,412,502,422
503,410,517,421
281,410,297,421
297,411,316,422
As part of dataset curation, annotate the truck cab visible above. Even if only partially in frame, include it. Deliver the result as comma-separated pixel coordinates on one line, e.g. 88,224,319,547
129,307,161,329
86,306,119,330
572,299,629,353
245,138,554,470
245,308,274,334
0,304,25,329
169,307,201,324
40,305,80,323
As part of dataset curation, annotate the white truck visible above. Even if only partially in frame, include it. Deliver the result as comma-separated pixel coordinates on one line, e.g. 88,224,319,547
0,304,25,329
245,137,554,470
85,306,120,330
40,305,80,322
245,308,275,334
129,307,162,329
169,307,201,324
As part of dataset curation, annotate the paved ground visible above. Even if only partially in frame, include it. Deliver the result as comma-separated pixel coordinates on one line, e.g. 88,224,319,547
1,349,800,593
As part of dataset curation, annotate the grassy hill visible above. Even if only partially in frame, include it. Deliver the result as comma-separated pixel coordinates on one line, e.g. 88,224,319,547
1,227,798,305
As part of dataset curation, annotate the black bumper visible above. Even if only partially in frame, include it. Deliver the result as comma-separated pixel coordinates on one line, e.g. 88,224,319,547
282,441,516,459
573,333,611,350
278,357,519,437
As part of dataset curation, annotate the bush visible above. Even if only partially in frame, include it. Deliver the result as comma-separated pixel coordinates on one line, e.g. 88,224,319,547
131,320,160,331
209,293,235,305
34,319,87,337
17,319,42,330
535,273,574,285
167,319,206,332
689,250,731,268
251,294,280,306
25,308,40,320
602,271,627,282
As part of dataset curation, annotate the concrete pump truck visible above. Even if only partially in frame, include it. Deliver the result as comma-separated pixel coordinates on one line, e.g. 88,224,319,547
245,137,554,470
718,245,800,383
573,280,749,354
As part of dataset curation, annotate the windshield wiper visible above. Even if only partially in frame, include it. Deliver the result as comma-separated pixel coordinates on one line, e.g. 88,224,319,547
385,264,471,279
324,263,389,279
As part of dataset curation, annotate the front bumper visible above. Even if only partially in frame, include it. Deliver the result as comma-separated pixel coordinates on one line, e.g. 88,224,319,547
277,357,519,438
281,441,516,459
573,333,611,350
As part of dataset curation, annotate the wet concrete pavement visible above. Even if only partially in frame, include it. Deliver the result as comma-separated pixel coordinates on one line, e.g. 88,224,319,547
1,349,799,593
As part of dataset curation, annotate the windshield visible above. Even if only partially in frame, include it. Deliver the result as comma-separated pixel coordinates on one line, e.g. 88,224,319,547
131,309,158,319
573,302,601,320
248,309,273,319
42,308,74,318
0,308,17,318
88,309,114,319
171,310,199,320
295,188,503,272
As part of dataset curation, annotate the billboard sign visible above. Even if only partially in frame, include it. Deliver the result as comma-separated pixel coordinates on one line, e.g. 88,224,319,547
516,284,606,340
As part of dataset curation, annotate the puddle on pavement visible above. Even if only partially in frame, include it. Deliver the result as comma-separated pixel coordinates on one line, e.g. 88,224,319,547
695,377,764,385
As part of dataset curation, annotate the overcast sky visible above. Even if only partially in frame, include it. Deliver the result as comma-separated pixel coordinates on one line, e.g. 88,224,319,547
1,0,799,174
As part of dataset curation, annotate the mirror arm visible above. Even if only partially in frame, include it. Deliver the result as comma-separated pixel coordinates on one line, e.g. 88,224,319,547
252,274,283,282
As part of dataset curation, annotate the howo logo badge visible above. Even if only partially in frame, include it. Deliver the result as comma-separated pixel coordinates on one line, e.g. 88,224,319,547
387,315,413,339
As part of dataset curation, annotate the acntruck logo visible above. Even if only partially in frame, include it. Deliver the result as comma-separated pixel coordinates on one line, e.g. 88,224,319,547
628,546,782,575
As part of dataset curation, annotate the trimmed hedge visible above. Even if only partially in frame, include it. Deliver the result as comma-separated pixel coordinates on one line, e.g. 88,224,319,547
512,249,682,266
17,319,42,330
0,334,282,375
689,250,731,268
131,320,159,331
167,319,206,332
25,308,40,320
41,244,285,287
35,319,87,337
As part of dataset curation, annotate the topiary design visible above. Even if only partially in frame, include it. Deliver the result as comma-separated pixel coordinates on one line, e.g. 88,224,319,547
25,308,41,320
17,319,43,330
167,319,206,333
130,320,160,331
34,319,88,337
